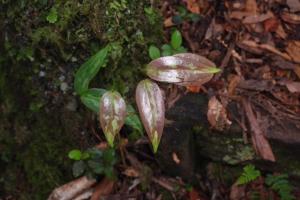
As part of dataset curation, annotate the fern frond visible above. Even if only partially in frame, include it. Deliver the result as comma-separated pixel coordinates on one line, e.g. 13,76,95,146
265,174,295,200
237,164,261,185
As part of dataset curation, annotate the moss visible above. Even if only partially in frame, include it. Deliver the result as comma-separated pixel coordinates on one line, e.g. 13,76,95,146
90,0,163,96
1,0,164,198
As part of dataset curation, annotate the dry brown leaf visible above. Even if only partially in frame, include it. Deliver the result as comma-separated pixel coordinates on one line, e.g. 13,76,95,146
243,12,273,24
286,40,300,63
123,167,140,177
172,152,181,164
164,17,174,27
275,23,287,39
285,82,300,93
230,183,246,200
48,176,97,200
91,178,114,200
287,0,300,12
228,74,241,95
245,0,258,14
207,96,232,131
264,17,279,32
241,40,292,61
294,65,300,79
185,0,201,14
242,99,276,162
188,188,201,200
281,12,300,24
229,11,253,20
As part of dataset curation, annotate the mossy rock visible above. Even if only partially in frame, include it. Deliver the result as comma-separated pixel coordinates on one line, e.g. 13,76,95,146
1,0,164,199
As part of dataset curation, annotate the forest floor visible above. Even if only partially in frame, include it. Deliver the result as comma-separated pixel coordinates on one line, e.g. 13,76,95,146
1,0,300,200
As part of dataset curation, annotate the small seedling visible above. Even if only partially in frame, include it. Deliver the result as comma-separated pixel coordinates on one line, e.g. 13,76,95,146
148,29,187,59
171,6,201,25
68,148,118,179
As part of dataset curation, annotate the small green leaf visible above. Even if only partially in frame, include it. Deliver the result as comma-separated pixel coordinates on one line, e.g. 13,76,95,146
74,46,108,95
174,46,187,54
125,105,144,136
171,30,182,50
80,88,107,113
103,148,118,167
72,161,85,177
46,7,58,23
162,44,173,56
172,15,183,25
161,44,171,51
87,160,104,174
149,45,161,60
68,149,82,161
81,152,90,160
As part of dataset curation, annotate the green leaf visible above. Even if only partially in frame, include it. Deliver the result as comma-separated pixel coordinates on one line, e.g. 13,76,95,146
125,105,144,136
174,46,187,54
162,44,173,56
81,152,90,160
171,30,182,50
72,161,85,177
237,165,261,185
103,148,117,165
161,44,172,51
74,46,108,95
172,15,183,25
87,160,104,174
80,88,107,113
46,7,58,23
149,45,161,60
68,149,82,161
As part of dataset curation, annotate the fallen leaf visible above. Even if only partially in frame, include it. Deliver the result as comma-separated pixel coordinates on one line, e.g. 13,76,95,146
186,85,201,93
228,74,241,95
189,188,200,200
241,40,292,61
287,0,300,12
48,176,97,200
285,82,300,93
281,12,300,24
123,167,140,177
294,65,300,79
172,152,181,164
286,40,300,63
275,23,287,39
230,182,246,200
164,17,174,27
245,0,258,14
242,99,276,162
238,79,275,92
91,178,114,200
242,12,273,24
207,96,232,131
185,0,200,14
264,17,279,32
